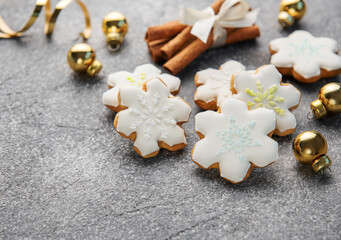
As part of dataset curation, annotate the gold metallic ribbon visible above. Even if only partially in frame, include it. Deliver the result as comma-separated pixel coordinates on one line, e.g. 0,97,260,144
0,0,91,39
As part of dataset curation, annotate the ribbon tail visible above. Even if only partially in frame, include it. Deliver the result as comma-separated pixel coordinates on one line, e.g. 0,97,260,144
218,0,249,21
212,25,227,48
218,0,244,18
179,6,212,26
219,8,259,28
191,16,215,44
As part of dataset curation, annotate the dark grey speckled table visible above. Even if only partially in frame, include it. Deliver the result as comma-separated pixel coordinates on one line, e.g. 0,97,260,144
0,0,341,239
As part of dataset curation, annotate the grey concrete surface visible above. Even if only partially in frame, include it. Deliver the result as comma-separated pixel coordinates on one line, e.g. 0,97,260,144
0,0,341,239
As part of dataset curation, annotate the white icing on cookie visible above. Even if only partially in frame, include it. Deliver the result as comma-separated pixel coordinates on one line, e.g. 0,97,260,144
195,60,245,108
270,30,341,79
103,64,181,109
233,65,301,134
115,78,191,157
192,97,278,183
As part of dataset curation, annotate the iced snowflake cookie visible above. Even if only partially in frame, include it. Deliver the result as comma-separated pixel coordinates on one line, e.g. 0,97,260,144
192,97,278,183
231,65,301,136
114,77,191,158
194,60,246,110
103,64,181,112
269,30,341,83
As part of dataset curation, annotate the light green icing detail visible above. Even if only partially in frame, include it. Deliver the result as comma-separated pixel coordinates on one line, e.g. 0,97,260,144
140,72,146,80
268,86,277,94
247,101,255,108
126,75,143,87
245,88,256,96
256,80,264,92
274,107,285,116
267,95,274,101
254,97,262,103
245,80,286,117
274,96,284,103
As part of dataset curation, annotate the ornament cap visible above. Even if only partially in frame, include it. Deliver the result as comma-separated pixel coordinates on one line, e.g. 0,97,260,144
86,59,102,76
310,99,327,119
278,11,294,28
311,155,332,173
106,32,124,52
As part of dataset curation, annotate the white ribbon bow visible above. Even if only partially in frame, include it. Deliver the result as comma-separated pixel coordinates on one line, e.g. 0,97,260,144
179,0,259,47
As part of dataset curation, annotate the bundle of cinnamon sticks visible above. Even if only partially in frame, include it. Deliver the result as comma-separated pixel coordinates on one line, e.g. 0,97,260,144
145,0,260,75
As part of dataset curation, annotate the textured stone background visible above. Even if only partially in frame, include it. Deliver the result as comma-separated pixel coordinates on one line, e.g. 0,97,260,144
0,0,341,239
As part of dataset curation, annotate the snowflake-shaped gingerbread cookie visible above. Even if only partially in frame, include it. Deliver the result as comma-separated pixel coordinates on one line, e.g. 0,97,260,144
270,30,341,83
194,60,246,110
231,65,301,136
114,77,191,158
192,97,278,183
103,64,181,112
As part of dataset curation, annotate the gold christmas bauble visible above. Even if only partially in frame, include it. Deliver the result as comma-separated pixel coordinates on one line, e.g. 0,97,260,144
278,0,306,28
67,43,102,76
102,12,128,52
292,131,332,173
310,83,341,119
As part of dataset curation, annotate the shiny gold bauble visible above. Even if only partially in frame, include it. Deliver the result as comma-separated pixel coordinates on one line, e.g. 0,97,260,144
310,83,341,119
102,12,128,52
278,0,306,28
292,131,332,173
67,43,102,76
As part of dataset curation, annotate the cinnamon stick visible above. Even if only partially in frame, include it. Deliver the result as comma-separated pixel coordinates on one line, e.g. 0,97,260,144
160,27,196,60
163,32,214,75
224,25,260,44
145,21,186,42
163,25,260,75
160,0,225,60
147,38,170,62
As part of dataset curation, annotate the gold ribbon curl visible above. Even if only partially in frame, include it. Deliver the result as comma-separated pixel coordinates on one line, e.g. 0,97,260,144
0,0,91,39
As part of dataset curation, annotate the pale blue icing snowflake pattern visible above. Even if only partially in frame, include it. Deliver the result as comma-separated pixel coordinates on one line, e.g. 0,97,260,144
288,38,325,63
129,93,176,141
216,115,261,161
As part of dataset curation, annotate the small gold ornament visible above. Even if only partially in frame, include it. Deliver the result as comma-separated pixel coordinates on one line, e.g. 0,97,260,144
67,43,102,76
278,0,306,28
292,131,332,173
310,83,341,119
102,12,128,52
